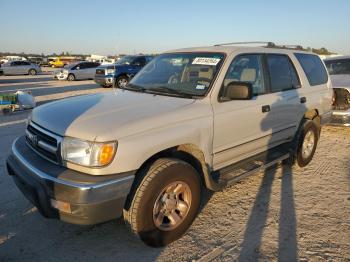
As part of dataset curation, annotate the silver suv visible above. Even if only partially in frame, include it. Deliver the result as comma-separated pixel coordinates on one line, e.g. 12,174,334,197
53,61,100,81
7,43,332,247
1,60,41,75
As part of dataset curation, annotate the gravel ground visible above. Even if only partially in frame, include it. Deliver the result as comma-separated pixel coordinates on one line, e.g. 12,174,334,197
0,74,349,261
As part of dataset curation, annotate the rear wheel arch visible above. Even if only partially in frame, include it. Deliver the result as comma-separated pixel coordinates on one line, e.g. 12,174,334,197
303,109,320,131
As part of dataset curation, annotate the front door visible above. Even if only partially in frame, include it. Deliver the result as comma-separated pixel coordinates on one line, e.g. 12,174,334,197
212,54,274,169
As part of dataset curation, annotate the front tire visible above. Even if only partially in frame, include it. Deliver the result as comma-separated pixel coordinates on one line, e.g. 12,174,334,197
115,75,129,88
123,158,201,247
67,74,75,81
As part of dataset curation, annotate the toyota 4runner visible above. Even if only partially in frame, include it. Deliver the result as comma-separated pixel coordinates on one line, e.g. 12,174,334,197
7,43,332,247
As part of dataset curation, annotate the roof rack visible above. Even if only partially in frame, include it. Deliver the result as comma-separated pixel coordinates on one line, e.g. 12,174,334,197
214,41,304,50
214,41,275,47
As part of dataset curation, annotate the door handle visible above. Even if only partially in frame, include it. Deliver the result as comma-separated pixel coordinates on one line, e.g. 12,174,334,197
300,97,307,103
262,105,271,113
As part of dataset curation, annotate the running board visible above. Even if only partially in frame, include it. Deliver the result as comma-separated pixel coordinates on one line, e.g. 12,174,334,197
212,149,290,188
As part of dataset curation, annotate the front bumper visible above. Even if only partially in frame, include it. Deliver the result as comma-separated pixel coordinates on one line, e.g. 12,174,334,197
6,136,135,225
330,109,350,126
94,75,114,86
54,73,68,80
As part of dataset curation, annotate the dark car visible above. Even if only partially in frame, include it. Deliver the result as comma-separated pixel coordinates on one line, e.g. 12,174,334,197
94,55,154,88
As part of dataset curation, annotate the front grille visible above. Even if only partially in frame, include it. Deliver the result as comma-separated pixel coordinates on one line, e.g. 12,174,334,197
26,122,61,164
333,88,350,110
96,68,105,75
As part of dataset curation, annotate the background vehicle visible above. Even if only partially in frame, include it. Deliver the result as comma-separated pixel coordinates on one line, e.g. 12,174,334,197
94,55,154,88
324,56,350,126
27,56,51,66
7,43,332,247
49,56,80,68
85,54,116,65
1,60,41,75
53,61,100,81
0,55,27,64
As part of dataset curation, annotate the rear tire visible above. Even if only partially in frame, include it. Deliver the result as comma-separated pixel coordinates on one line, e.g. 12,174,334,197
123,158,201,247
283,119,319,167
28,69,37,75
67,74,75,81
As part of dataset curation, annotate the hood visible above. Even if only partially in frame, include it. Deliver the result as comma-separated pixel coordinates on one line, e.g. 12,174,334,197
31,90,196,141
330,75,350,90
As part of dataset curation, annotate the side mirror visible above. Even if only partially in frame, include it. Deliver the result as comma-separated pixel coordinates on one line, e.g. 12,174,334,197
75,66,80,70
222,82,253,100
133,62,141,66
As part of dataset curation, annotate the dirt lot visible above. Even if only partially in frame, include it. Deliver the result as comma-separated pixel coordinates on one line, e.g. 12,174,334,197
0,73,349,261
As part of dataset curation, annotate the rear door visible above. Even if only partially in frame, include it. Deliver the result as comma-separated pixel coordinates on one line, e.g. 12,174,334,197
86,62,100,79
263,54,304,145
19,61,31,74
76,62,89,79
7,61,21,74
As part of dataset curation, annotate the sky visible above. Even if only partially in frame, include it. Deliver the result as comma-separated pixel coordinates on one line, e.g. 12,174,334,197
0,0,349,56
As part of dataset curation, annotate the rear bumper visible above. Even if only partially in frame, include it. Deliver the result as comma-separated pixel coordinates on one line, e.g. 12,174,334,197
329,109,350,126
6,136,135,225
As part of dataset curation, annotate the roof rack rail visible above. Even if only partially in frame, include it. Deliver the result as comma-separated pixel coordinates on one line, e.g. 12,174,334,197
214,42,304,50
214,41,276,47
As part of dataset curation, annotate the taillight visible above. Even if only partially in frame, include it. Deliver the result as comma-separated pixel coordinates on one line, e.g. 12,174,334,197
332,89,336,105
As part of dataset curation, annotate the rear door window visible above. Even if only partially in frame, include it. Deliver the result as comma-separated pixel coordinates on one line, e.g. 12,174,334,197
78,63,88,69
266,54,301,92
294,53,328,86
134,57,147,66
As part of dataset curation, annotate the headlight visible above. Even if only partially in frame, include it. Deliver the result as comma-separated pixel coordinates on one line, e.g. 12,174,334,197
106,68,115,75
61,137,117,167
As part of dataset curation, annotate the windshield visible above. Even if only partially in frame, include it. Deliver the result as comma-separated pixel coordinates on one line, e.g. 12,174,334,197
116,56,135,65
128,52,225,97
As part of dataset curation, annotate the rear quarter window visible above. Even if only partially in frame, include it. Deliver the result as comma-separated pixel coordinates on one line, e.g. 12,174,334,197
294,53,328,86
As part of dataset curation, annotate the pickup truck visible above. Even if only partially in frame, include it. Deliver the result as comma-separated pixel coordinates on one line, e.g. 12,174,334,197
7,43,332,247
94,55,154,88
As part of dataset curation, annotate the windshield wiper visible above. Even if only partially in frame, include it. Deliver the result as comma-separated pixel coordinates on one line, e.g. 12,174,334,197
121,83,146,92
147,86,195,98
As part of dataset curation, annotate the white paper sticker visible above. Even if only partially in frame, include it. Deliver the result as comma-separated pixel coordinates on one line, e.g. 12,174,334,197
196,84,206,90
192,57,221,66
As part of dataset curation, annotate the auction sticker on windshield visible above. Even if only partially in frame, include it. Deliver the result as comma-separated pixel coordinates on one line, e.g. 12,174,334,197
192,57,221,66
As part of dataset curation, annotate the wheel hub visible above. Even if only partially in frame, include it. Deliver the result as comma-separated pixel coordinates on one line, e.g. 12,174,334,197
153,181,192,231
302,130,315,159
